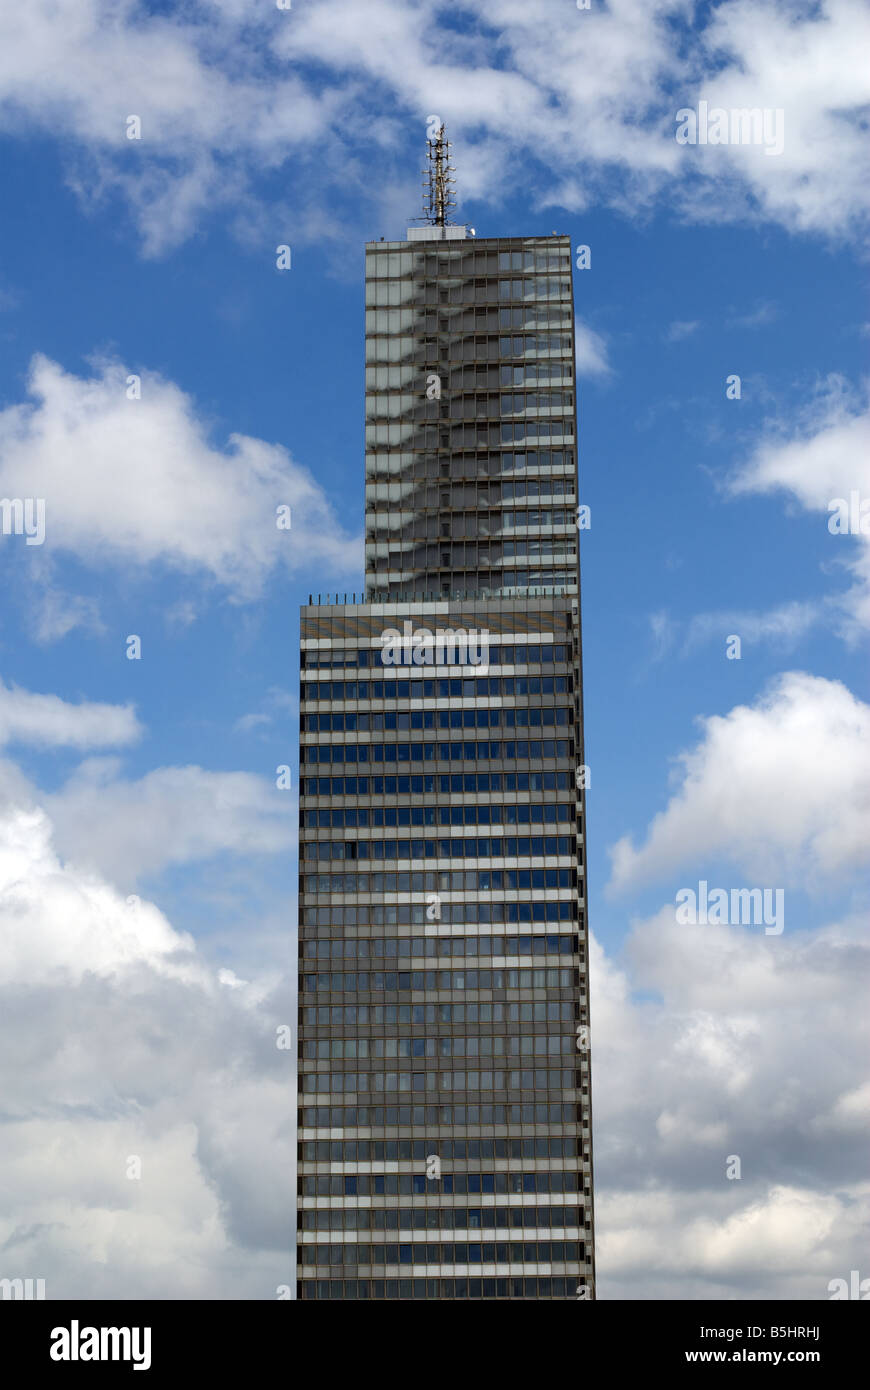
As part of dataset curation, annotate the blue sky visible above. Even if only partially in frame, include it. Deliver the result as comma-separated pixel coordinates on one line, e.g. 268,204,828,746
0,0,868,1301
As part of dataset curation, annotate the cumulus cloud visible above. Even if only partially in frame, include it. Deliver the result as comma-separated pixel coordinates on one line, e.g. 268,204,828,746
0,805,198,988
0,0,345,256
680,0,870,239
0,0,867,252
0,795,295,1298
41,757,296,884
592,909,870,1298
0,734,866,1297
0,353,362,599
283,0,870,240
608,672,870,893
0,683,294,884
729,377,870,506
728,376,870,632
0,677,140,750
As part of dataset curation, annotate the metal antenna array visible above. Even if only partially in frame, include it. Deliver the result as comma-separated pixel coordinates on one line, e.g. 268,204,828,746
421,124,457,226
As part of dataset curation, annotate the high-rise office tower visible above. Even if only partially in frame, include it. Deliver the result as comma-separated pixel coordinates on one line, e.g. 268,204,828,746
296,129,594,1300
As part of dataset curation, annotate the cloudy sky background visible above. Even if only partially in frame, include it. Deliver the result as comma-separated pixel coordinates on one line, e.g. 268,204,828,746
0,0,868,1299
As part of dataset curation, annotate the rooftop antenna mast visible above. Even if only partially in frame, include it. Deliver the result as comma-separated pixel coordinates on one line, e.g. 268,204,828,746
422,124,457,226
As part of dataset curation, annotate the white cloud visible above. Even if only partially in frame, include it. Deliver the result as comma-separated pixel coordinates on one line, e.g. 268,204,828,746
574,318,611,378
727,300,778,329
730,379,870,506
0,677,140,749
0,0,866,251
235,712,273,734
0,0,345,256
29,586,105,643
0,803,197,988
649,600,826,660
664,320,699,343
682,0,870,240
728,377,870,632
598,1183,867,1299
0,354,362,600
591,910,870,1298
686,602,823,649
608,672,870,893
234,685,299,736
38,757,296,884
814,1079,870,1135
0,797,294,1298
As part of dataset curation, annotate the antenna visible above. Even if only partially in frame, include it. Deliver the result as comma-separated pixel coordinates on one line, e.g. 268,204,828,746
421,124,457,227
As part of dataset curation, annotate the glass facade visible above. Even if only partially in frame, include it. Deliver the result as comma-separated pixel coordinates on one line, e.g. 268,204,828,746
365,236,578,600
297,232,594,1300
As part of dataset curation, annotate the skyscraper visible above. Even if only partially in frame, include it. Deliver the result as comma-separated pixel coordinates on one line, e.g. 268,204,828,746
296,129,594,1301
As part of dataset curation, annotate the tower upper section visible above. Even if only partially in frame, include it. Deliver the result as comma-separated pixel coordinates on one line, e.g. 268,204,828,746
364,233,579,602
